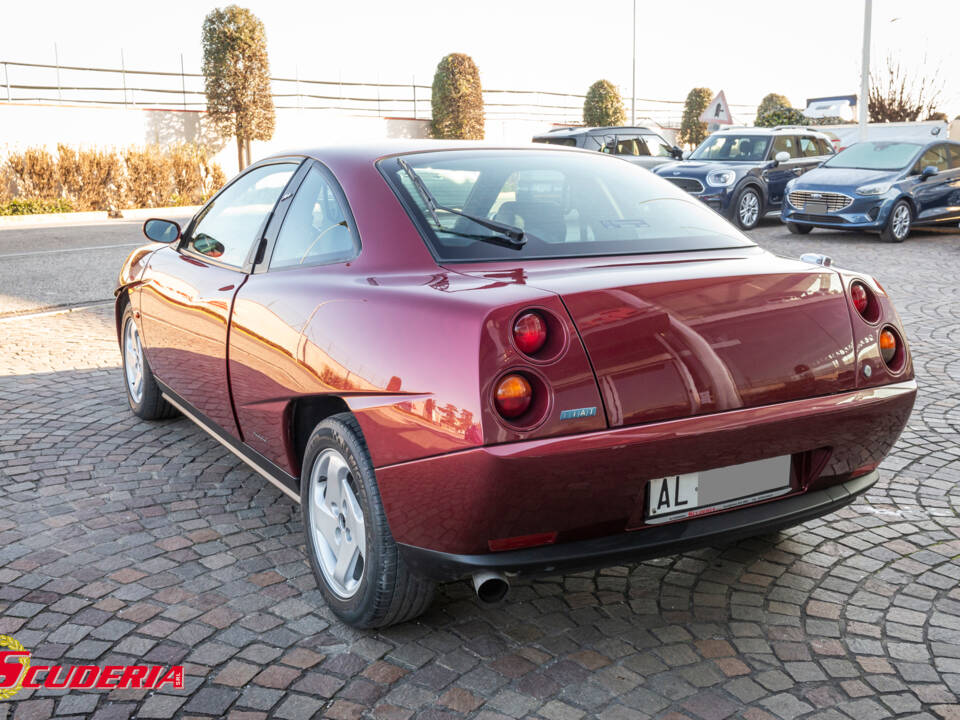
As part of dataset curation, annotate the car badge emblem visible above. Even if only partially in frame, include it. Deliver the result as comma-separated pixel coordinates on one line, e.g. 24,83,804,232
811,193,822,199
559,407,597,420
672,171,680,175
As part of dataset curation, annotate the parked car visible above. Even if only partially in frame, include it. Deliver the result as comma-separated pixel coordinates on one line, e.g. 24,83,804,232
532,125,682,169
781,139,960,242
118,141,915,628
653,126,836,230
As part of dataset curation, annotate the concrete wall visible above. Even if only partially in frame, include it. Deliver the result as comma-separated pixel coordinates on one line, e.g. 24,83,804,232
0,102,677,181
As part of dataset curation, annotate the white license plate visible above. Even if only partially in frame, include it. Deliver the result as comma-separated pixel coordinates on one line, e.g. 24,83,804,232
646,455,791,524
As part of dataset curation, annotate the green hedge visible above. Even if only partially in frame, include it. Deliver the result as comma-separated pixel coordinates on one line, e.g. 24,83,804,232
0,198,74,216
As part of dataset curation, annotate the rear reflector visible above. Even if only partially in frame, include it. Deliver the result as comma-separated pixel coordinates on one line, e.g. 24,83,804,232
488,531,558,552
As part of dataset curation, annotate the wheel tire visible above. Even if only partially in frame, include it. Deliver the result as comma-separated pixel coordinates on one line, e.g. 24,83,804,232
121,304,177,420
786,222,812,235
732,186,762,230
880,200,911,243
301,413,435,628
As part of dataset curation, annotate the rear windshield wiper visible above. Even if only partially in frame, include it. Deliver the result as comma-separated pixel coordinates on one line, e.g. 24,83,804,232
397,158,526,250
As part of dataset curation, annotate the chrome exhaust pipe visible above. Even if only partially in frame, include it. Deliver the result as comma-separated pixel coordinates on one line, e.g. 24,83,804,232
472,571,509,603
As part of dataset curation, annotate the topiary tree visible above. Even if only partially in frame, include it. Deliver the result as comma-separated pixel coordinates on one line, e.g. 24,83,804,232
430,53,484,140
755,105,807,128
757,93,791,118
583,80,626,127
927,111,948,121
202,5,276,171
679,88,712,147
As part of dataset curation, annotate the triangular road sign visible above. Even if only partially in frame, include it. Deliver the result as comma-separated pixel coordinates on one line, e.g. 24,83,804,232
699,90,733,125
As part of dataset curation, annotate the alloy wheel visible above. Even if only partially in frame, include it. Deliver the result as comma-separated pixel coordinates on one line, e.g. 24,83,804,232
739,191,760,227
309,448,366,598
892,204,910,240
123,317,144,403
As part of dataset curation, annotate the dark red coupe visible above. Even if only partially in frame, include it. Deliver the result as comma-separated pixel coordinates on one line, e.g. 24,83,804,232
117,141,916,628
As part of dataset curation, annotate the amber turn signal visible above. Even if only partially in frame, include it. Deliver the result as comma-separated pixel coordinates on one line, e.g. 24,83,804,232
879,328,897,365
494,374,532,419
513,311,548,355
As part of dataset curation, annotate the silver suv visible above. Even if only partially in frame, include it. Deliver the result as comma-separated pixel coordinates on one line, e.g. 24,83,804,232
532,126,683,170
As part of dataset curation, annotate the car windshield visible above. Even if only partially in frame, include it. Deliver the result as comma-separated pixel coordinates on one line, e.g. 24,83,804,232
823,141,922,170
380,149,754,262
690,134,771,162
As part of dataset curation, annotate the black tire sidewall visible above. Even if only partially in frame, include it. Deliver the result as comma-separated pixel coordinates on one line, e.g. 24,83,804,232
300,418,388,627
786,222,812,235
733,187,761,230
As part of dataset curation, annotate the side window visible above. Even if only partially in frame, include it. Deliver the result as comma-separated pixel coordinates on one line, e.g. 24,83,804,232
771,135,802,159
799,137,822,157
615,136,649,156
270,166,357,269
641,135,673,157
917,144,950,173
189,164,296,267
950,145,960,169
817,138,835,156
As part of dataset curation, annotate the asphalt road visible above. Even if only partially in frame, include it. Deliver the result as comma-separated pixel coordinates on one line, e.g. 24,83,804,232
0,211,195,317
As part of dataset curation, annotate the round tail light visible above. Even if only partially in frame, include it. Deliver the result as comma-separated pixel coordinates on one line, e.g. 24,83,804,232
850,282,869,314
879,328,898,365
494,374,532,419
513,311,548,355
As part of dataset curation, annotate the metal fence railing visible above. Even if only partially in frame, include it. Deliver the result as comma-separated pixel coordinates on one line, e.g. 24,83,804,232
1,59,758,127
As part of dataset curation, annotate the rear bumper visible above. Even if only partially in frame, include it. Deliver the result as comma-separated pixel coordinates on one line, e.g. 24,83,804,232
377,380,915,559
400,471,878,580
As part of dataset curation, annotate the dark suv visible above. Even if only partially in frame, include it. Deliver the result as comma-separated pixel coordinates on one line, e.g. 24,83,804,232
653,126,836,230
532,126,683,170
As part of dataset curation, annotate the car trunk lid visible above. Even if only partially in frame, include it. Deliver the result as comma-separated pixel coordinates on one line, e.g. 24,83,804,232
449,249,857,428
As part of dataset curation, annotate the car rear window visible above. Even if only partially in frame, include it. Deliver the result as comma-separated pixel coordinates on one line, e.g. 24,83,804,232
379,149,754,262
824,141,922,170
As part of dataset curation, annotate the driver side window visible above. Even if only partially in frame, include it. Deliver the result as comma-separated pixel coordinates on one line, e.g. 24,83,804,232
188,163,297,267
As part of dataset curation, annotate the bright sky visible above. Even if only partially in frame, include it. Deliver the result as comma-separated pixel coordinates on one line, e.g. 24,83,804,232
2,0,958,118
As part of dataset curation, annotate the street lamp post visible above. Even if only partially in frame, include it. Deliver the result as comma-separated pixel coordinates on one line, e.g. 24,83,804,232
859,0,872,141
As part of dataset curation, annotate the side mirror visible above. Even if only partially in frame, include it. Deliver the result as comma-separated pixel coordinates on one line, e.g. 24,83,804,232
921,165,939,180
775,151,791,164
143,218,181,244
671,145,684,159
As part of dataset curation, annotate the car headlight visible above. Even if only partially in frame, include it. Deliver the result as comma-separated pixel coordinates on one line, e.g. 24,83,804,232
856,182,893,196
706,170,736,187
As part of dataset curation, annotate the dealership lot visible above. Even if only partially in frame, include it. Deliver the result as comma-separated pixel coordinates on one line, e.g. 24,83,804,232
1,221,959,719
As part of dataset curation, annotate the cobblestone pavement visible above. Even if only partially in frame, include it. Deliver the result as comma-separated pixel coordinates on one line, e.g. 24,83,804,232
1,222,959,720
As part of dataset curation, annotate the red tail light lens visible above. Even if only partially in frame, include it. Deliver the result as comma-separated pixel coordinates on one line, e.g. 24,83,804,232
494,374,532,419
879,328,897,364
513,311,548,355
850,282,869,314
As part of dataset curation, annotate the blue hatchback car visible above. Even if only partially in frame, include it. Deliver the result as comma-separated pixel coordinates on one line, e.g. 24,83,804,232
653,126,836,230
781,139,960,242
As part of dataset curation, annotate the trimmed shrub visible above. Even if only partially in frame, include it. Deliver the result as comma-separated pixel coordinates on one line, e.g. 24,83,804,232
757,93,792,118
0,198,74,215
755,106,807,128
1,143,225,214
125,146,173,208
57,145,125,211
679,88,712,147
583,80,626,127
430,53,484,140
7,148,59,200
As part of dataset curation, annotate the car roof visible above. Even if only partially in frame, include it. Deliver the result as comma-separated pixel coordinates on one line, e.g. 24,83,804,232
712,126,833,139
532,125,657,138
264,139,595,166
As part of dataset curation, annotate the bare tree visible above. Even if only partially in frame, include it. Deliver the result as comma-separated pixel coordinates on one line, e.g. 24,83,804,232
869,55,942,123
